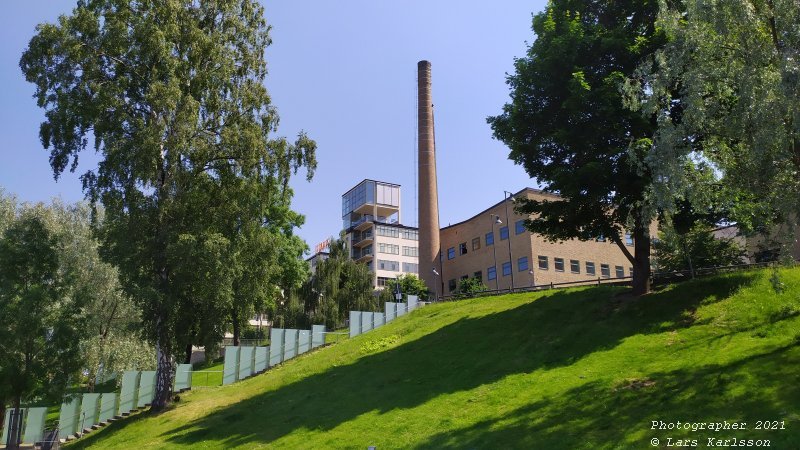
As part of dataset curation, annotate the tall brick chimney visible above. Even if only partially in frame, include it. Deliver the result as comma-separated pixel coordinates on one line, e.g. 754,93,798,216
417,60,441,298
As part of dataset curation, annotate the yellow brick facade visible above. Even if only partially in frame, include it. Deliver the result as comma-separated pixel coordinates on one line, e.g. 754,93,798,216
438,188,643,295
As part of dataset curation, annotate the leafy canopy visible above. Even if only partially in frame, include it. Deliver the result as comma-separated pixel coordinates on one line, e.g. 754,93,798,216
20,0,316,409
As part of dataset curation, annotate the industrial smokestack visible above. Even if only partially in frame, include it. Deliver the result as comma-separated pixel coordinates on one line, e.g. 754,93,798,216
417,60,441,297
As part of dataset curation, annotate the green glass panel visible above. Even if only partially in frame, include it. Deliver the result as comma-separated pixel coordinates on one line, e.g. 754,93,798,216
361,311,373,333
311,325,326,348
136,371,157,408
174,364,192,392
98,393,118,423
298,330,311,354
283,329,298,360
349,311,361,337
223,346,240,385
254,346,269,372
374,313,385,327
238,346,255,380
408,295,419,311
80,393,101,429
385,302,396,321
23,407,46,444
58,399,80,438
118,371,140,415
269,329,284,367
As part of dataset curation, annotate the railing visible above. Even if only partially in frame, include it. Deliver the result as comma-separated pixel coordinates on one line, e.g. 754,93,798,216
352,231,374,245
221,338,268,347
435,260,792,302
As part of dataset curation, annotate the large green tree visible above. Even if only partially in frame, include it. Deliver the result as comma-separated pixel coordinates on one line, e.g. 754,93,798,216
626,0,800,239
488,0,665,295
0,212,85,438
20,0,316,409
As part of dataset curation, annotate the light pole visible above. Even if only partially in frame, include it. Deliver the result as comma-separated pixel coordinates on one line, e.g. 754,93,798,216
431,268,440,300
490,214,501,290
394,276,403,302
503,191,516,290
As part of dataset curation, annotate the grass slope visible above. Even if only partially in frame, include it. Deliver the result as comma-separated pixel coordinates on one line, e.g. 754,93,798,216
69,268,800,449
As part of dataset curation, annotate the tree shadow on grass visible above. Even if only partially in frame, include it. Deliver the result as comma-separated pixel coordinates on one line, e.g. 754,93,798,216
78,273,761,448
418,342,800,449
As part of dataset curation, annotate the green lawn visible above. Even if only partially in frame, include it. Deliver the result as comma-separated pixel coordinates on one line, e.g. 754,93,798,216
68,268,800,449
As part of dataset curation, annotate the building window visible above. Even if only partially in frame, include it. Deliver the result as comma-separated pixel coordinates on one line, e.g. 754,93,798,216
375,225,399,238
378,260,400,271
402,246,418,257
600,264,610,278
625,233,633,246
538,255,549,270
554,258,565,272
586,261,596,276
629,267,633,277
402,262,419,273
378,243,399,254
615,266,625,278
518,256,529,271
400,229,418,240
515,220,526,235
473,271,482,281
377,277,390,287
472,237,481,251
570,259,580,274
502,261,512,276
448,279,457,292
459,242,468,255
500,226,509,240
447,247,455,260
487,266,497,280
596,234,606,242
486,232,494,246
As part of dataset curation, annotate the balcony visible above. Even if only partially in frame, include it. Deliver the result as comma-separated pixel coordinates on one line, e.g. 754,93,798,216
353,246,373,263
352,231,374,247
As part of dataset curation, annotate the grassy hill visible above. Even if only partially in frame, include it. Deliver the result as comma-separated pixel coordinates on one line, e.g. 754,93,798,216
69,268,800,449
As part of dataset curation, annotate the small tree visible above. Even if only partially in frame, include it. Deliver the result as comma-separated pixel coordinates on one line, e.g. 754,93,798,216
0,213,85,440
654,224,746,274
379,274,430,303
453,277,487,299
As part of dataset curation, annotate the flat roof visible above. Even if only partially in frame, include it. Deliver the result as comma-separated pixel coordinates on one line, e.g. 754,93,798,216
341,179,401,198
440,187,560,231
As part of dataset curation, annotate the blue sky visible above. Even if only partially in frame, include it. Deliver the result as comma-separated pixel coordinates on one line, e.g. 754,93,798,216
0,1,547,252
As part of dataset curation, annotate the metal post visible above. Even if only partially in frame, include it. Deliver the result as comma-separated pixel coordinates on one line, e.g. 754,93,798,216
490,214,500,290
503,191,516,290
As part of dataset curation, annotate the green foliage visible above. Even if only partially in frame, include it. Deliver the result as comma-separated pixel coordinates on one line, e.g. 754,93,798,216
488,0,665,295
20,0,316,409
65,267,800,449
286,237,378,330
453,277,487,298
653,223,746,273
0,210,86,410
627,0,800,237
378,274,430,303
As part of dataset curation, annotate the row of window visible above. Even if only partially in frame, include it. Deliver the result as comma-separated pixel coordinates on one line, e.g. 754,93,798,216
446,256,631,292
377,244,418,257
376,259,419,274
537,256,631,278
447,220,529,260
374,225,419,241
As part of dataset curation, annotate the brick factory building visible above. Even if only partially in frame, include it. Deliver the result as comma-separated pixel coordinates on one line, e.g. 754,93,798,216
437,187,639,298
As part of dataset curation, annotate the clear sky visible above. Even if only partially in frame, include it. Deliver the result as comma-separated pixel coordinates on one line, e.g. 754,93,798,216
0,1,547,252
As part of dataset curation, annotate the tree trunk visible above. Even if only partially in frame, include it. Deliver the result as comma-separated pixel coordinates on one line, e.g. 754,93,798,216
682,235,695,279
632,216,652,296
184,343,193,364
232,309,241,347
151,333,175,411
0,401,5,445
8,398,23,449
